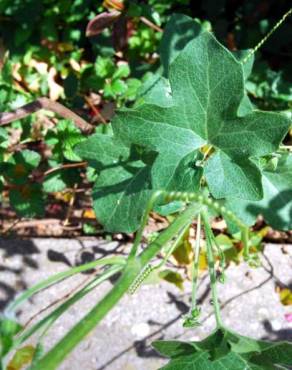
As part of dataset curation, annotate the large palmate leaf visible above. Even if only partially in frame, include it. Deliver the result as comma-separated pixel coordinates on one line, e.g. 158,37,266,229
159,13,202,75
75,134,152,232
136,14,203,107
225,153,292,230
153,328,292,369
113,31,290,200
76,130,202,232
76,22,290,233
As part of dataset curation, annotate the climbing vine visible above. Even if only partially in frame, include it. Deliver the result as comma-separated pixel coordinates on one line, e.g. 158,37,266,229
0,5,292,370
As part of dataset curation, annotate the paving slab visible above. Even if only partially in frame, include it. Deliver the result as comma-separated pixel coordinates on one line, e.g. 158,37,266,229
0,238,292,370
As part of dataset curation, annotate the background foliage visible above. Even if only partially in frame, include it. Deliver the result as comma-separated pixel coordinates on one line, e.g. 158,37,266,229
0,0,291,227
0,1,292,369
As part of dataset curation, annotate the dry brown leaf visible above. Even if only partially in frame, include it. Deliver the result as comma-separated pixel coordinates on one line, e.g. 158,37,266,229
48,67,64,101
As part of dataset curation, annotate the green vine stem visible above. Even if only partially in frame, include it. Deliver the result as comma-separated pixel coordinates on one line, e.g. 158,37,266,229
14,265,123,348
191,214,201,312
242,225,250,261
26,190,247,369
182,215,202,328
163,191,244,227
6,256,125,314
128,191,164,260
30,260,141,370
209,230,226,281
128,222,190,294
162,191,250,262
159,223,191,268
202,209,223,328
31,201,201,370
128,263,155,294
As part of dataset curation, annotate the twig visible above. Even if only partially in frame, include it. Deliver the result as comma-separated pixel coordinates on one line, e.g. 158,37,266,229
1,218,22,235
4,219,61,229
1,214,95,231
44,162,88,177
84,96,107,124
62,224,82,231
0,97,93,133
63,184,78,226
65,187,89,193
140,16,163,32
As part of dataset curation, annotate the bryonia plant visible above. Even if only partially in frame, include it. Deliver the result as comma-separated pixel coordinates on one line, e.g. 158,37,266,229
1,9,292,370
76,18,291,233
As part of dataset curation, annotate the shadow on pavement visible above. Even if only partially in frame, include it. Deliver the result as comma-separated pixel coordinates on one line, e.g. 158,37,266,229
0,238,39,310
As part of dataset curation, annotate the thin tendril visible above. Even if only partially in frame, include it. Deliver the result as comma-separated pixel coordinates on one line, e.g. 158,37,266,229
191,214,201,311
128,191,163,260
210,232,226,275
157,223,190,268
182,214,202,328
202,209,223,328
243,7,292,64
